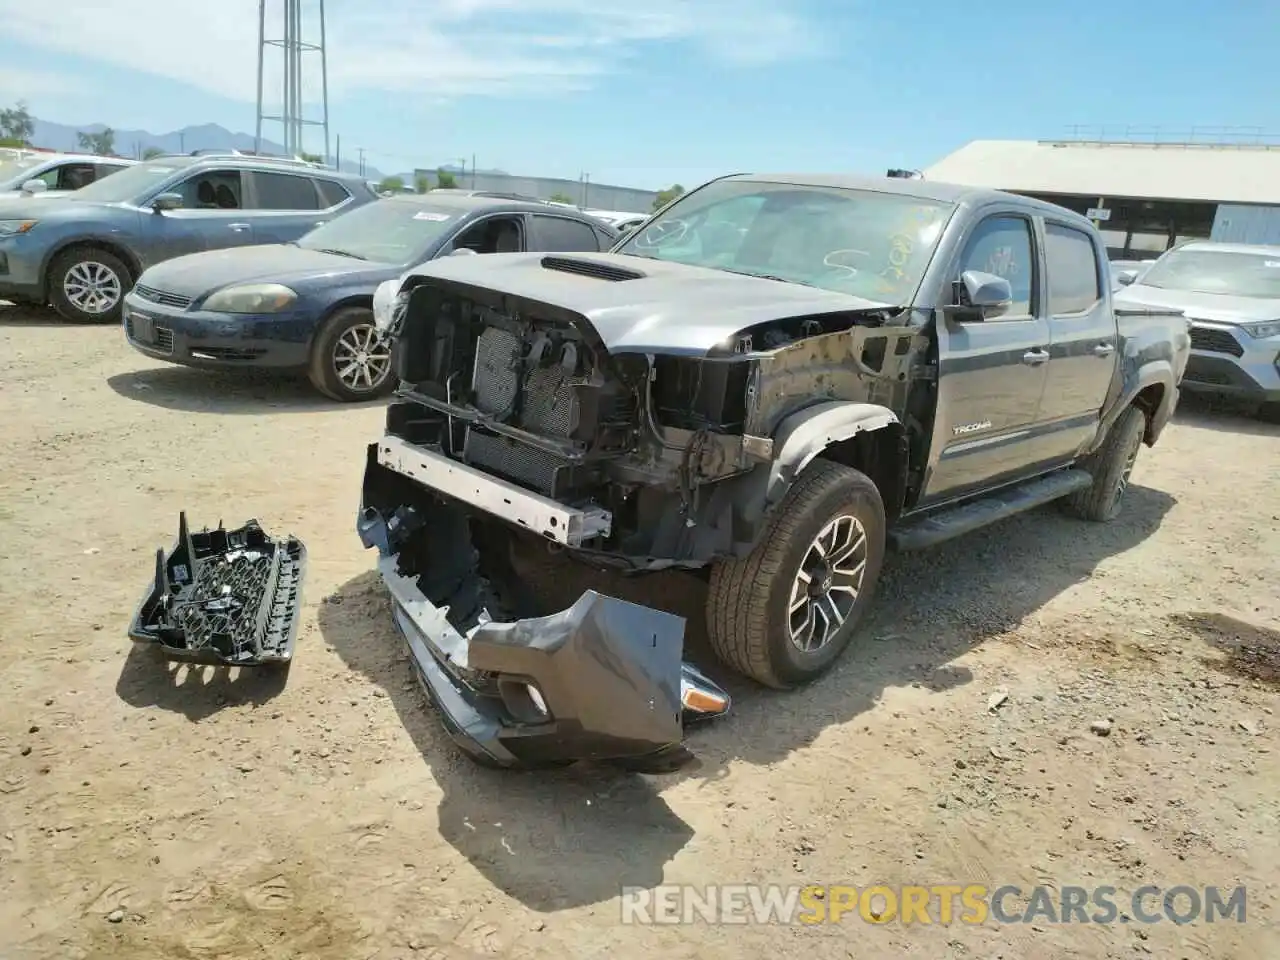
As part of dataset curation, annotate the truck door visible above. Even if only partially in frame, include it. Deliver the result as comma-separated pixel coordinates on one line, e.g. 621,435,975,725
921,212,1052,505
1037,220,1119,462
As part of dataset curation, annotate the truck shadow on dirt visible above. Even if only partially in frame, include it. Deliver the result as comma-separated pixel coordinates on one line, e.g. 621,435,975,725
114,642,290,721
318,484,1173,911
106,367,384,415
1172,394,1279,437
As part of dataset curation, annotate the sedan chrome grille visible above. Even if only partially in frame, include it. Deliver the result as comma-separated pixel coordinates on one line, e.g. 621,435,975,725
133,283,194,309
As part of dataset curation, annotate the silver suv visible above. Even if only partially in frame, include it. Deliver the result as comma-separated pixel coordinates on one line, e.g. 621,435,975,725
1115,240,1280,419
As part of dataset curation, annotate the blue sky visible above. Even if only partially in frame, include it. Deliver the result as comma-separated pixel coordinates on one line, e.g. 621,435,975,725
2,0,1279,190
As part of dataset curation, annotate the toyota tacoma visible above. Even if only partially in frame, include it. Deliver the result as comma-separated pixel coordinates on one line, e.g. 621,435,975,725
357,173,1191,770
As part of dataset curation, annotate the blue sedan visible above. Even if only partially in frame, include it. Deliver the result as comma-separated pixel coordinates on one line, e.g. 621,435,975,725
122,194,620,401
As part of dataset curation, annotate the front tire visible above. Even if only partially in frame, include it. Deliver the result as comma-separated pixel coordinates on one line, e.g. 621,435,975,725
706,460,886,689
48,247,131,323
1256,401,1280,424
1061,405,1147,522
307,306,396,402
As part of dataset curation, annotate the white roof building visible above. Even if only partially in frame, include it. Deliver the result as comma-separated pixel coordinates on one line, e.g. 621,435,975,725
924,138,1280,205
924,137,1280,256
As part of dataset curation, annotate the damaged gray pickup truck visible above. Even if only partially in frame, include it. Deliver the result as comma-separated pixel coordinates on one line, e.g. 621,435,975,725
357,173,1191,771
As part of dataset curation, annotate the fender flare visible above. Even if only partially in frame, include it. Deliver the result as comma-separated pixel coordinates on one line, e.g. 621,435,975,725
1103,358,1178,445
756,401,900,510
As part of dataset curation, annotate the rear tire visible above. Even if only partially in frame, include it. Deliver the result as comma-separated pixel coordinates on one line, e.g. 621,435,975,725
1256,401,1280,424
48,246,131,324
307,306,397,402
706,460,886,689
1061,405,1147,522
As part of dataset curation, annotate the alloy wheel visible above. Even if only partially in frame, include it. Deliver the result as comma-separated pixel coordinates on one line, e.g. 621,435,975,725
787,513,869,653
332,322,392,393
63,261,122,315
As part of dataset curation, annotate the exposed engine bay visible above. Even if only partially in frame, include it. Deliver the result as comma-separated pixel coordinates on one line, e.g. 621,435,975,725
377,261,928,568
357,252,932,768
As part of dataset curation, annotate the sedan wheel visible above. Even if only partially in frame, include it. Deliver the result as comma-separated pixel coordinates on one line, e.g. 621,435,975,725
333,322,392,393
309,306,398,402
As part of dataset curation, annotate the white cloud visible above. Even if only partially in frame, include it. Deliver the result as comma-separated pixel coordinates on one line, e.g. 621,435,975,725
0,0,825,104
0,66,83,101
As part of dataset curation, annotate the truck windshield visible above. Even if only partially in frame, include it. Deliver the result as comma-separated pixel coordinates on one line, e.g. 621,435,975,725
66,159,197,203
615,178,954,303
1139,248,1280,299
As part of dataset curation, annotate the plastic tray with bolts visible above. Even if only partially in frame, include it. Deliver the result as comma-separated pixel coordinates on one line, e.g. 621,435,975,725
128,512,306,668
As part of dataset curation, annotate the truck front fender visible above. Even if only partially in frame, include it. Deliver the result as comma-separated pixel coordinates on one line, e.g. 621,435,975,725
762,401,901,508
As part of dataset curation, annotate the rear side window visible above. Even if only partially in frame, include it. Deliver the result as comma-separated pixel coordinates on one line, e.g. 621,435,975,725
315,179,351,208
1045,223,1102,314
530,215,600,252
251,171,321,210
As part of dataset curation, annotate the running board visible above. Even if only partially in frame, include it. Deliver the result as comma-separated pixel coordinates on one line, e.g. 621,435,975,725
888,469,1092,552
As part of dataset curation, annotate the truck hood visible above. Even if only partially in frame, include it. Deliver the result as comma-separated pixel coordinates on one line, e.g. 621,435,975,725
398,251,894,356
1116,283,1280,324
139,245,400,299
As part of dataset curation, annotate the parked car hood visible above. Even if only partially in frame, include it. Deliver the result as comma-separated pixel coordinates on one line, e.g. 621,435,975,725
0,196,126,218
138,245,401,299
0,188,76,201
1115,283,1280,324
398,252,894,356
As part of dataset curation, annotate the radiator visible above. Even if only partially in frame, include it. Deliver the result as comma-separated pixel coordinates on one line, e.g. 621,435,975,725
465,326,579,494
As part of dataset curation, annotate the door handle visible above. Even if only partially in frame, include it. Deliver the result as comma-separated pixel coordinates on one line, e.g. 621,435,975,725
1093,342,1115,357
1021,348,1050,366
228,223,250,232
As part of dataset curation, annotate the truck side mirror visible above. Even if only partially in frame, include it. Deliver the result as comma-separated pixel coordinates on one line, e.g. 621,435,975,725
21,179,48,194
947,270,1012,321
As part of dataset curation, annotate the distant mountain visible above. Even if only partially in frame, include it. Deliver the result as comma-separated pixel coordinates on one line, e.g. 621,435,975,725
29,117,386,179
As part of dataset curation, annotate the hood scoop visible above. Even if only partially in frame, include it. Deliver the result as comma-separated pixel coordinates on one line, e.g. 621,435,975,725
539,255,644,282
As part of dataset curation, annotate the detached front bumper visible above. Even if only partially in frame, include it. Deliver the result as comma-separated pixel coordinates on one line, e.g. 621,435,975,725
357,438,730,770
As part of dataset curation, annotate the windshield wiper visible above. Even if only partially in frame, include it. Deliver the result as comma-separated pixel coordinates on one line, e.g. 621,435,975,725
720,267,816,287
314,247,368,261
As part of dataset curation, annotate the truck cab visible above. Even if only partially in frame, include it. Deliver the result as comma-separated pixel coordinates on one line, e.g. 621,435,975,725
355,173,1191,770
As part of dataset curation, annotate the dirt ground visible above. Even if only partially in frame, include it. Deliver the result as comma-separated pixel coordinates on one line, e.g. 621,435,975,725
1,301,1278,960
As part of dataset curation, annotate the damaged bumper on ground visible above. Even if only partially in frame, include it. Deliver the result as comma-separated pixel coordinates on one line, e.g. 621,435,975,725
357,440,731,771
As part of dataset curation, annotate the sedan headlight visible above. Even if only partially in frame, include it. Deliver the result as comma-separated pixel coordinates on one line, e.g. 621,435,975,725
1242,320,1280,340
0,219,37,237
202,282,297,314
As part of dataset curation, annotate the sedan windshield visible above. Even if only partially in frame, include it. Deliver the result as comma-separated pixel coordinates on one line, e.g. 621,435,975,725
1138,248,1280,299
0,157,45,190
615,178,955,303
67,158,197,203
296,199,459,264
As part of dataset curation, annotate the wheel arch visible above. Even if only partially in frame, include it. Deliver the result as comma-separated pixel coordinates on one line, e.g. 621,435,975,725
42,237,142,296
307,294,375,351
735,402,906,532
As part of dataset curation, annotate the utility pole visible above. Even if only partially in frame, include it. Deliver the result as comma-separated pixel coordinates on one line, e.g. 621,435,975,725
471,153,476,188
357,147,366,177
335,133,340,169
179,132,185,153
256,0,330,159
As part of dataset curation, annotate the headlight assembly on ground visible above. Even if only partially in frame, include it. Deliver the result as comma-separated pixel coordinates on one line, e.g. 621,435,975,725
202,282,297,314
619,883,1248,926
0,219,37,237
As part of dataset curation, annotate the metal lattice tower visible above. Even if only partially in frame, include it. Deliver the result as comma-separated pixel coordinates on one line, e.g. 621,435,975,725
254,0,330,162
